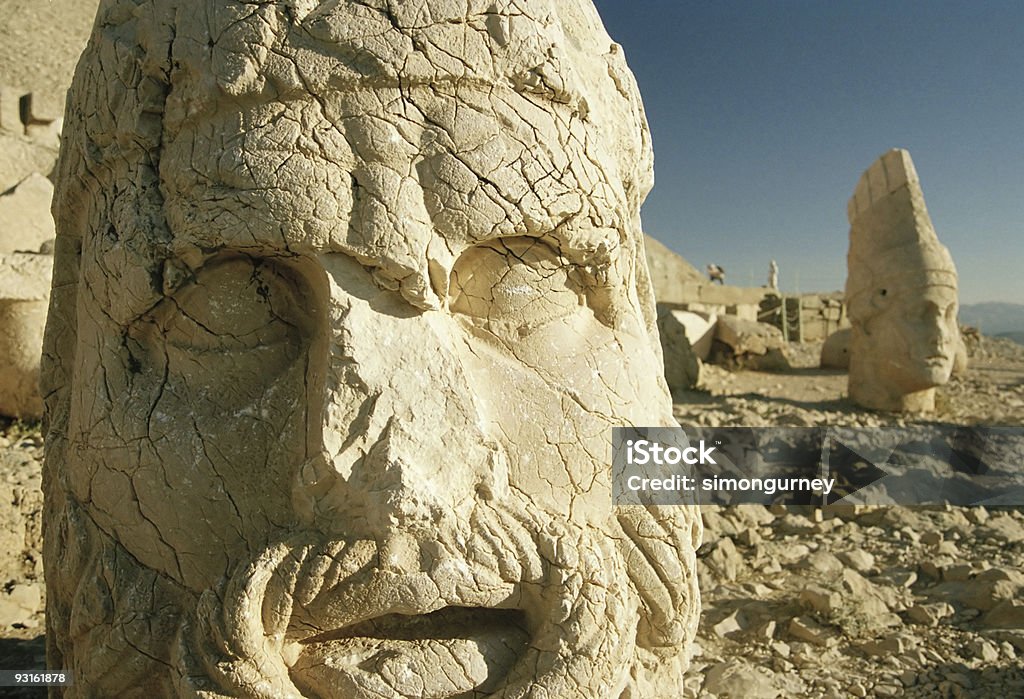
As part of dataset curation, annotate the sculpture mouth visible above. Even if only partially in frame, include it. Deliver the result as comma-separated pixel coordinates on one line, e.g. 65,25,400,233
290,606,531,698
300,605,528,644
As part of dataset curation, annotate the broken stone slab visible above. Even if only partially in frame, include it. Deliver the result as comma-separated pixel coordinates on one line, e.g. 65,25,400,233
800,585,843,617
965,639,1001,663
664,307,716,360
855,634,914,656
744,347,793,371
797,550,844,576
787,616,831,646
711,609,749,638
643,234,706,303
983,630,1024,652
980,599,1024,629
0,84,22,134
20,91,62,127
0,581,43,629
844,148,961,412
836,548,875,573
706,536,743,582
906,602,955,626
0,173,55,254
981,514,1024,543
702,661,780,699
714,315,785,357
0,133,59,196
931,567,1024,612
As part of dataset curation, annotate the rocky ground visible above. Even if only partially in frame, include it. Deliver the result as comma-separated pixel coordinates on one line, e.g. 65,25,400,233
0,422,45,697
1,335,1022,697
677,335,1024,698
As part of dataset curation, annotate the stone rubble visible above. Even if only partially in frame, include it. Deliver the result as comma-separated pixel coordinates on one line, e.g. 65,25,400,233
678,334,1024,699
689,503,1024,699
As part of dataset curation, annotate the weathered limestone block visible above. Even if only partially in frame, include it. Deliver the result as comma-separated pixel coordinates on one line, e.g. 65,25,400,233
0,252,51,418
644,234,705,303
656,307,703,393
715,316,785,357
845,149,960,412
0,173,56,253
820,327,851,369
672,309,717,361
43,1,700,697
0,133,58,194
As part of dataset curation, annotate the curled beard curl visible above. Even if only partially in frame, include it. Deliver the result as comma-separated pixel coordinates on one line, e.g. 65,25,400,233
172,497,698,698
615,505,701,696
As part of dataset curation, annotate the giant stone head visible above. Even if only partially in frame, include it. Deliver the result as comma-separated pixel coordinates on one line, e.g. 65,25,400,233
846,149,960,413
43,1,700,696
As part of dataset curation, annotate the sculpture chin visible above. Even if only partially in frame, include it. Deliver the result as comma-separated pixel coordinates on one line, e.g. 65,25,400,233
291,607,530,698
888,354,954,394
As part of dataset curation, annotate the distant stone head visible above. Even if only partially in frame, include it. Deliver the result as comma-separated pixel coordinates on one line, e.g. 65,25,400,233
845,148,960,412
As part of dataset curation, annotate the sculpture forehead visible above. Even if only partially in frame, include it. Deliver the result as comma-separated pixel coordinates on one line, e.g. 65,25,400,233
168,0,592,119
73,0,651,318
151,1,637,302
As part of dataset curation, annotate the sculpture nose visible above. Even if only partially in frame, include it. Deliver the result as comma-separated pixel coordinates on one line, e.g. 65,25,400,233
356,418,469,530
306,404,509,543
923,308,953,354
291,265,509,540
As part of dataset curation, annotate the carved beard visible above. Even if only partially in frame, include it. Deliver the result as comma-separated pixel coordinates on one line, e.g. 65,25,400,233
49,493,695,698
172,496,638,698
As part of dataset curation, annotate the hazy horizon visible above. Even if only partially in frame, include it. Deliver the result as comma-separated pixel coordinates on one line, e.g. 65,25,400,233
592,0,1024,305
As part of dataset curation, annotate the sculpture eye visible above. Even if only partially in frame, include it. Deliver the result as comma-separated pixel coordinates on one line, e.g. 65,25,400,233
127,255,315,410
448,237,584,337
151,256,307,353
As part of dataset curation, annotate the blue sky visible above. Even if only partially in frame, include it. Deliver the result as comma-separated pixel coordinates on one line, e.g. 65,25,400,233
591,0,1024,304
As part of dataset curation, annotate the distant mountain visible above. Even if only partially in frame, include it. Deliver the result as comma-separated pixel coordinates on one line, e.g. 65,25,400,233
996,331,1024,346
959,302,1024,336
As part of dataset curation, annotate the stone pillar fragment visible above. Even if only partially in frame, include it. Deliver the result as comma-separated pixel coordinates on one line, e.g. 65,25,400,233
0,252,51,418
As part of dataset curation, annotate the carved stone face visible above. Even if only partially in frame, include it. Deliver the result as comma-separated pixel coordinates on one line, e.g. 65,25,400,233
45,2,699,696
865,285,959,393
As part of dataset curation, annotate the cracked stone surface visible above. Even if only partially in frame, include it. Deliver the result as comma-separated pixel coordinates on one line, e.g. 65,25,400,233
43,1,700,696
845,148,961,413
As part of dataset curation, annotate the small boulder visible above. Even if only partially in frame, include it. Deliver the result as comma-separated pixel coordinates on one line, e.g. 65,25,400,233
820,327,851,369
